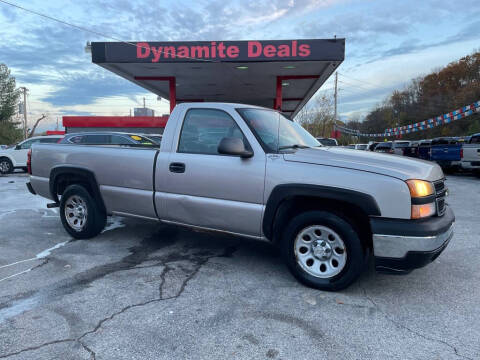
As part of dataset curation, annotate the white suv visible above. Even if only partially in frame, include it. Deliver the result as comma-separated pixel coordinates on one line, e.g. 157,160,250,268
0,135,63,174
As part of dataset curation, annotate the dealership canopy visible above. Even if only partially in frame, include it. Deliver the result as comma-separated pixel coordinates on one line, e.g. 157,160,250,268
91,39,344,118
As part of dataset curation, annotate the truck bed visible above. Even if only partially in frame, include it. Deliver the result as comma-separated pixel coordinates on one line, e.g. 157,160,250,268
30,144,159,218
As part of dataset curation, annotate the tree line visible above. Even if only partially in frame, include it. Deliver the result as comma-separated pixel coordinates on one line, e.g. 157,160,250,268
0,63,23,144
299,49,480,144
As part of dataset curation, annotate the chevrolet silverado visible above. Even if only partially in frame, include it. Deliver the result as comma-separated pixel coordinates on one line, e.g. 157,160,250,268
27,103,455,290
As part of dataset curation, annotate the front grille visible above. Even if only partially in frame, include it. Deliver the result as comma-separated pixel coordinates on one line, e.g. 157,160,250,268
434,179,447,216
434,180,444,193
436,198,445,215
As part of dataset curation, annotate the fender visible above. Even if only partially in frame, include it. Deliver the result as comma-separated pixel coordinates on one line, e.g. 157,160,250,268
263,184,381,240
49,166,106,212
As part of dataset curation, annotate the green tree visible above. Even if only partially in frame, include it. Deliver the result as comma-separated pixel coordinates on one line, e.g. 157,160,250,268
0,63,22,144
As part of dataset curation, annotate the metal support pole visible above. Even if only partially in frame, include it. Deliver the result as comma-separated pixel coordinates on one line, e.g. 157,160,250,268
20,87,28,139
169,78,176,113
275,77,282,111
334,72,338,129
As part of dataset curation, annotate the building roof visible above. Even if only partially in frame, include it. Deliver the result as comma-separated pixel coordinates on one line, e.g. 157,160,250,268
91,39,344,118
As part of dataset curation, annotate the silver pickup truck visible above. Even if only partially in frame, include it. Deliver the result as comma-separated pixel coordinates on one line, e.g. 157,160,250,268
27,103,455,290
461,133,480,174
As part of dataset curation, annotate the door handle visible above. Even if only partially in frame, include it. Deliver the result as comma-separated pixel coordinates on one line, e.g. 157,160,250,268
169,162,185,173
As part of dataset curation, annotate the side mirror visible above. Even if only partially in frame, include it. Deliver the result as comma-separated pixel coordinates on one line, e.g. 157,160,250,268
218,137,253,158
15,144,21,150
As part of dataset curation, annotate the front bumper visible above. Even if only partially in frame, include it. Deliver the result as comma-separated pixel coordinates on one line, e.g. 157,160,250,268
461,161,480,170
370,206,455,274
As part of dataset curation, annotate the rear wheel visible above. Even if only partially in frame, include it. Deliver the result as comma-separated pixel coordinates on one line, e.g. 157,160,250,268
60,184,106,239
281,210,367,291
0,158,13,174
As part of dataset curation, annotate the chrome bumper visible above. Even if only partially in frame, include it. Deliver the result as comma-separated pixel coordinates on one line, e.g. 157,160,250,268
373,223,454,259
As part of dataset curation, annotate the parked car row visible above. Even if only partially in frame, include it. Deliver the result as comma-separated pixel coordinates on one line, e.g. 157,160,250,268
345,133,480,174
0,132,162,174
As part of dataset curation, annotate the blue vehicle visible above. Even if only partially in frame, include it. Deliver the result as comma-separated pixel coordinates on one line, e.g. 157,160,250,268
418,140,432,161
430,137,462,172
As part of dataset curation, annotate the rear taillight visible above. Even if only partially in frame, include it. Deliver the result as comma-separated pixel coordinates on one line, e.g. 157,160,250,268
460,148,463,159
27,149,32,174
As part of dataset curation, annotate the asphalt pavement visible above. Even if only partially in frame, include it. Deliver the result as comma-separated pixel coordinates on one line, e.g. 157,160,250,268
0,173,479,360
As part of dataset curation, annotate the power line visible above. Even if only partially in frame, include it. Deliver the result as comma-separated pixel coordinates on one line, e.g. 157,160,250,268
338,79,390,94
0,0,256,115
338,72,398,93
0,0,217,63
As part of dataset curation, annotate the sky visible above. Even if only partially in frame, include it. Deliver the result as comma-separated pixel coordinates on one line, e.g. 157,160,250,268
0,0,479,132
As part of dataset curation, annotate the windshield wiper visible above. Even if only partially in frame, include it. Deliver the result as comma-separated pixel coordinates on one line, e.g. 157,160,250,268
278,144,310,150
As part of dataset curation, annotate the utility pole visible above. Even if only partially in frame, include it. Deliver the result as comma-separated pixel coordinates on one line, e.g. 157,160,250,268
19,87,28,139
334,72,338,136
143,97,146,108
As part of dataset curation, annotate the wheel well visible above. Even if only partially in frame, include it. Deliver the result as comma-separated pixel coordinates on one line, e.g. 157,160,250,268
50,169,106,212
0,156,13,163
271,196,373,250
54,173,93,198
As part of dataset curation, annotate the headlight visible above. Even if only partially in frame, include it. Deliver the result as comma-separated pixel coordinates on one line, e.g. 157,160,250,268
406,179,436,219
406,179,434,198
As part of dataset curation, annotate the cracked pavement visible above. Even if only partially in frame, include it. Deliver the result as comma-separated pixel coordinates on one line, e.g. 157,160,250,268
0,173,479,359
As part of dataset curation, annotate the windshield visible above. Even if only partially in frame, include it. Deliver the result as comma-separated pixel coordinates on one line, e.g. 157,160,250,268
237,108,319,152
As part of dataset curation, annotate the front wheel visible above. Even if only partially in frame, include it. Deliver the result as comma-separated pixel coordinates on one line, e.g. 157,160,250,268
60,184,106,239
281,210,367,291
0,158,13,174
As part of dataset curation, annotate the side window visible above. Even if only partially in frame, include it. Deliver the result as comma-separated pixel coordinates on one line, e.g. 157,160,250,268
178,109,249,155
69,136,85,144
40,138,60,143
20,139,40,149
111,135,134,145
84,135,110,144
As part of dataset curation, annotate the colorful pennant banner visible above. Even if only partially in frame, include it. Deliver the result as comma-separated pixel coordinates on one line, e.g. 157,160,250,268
335,100,480,138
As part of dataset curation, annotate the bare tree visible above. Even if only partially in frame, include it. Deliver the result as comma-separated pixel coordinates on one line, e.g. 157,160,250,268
28,114,47,138
298,95,334,137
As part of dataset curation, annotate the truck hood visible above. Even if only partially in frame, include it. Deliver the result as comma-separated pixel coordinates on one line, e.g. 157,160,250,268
283,147,444,181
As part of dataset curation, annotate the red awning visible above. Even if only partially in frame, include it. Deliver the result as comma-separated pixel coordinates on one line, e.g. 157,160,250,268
63,116,168,128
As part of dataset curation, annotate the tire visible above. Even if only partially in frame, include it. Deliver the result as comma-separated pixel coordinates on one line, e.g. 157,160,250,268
60,184,106,239
281,210,367,291
0,158,13,174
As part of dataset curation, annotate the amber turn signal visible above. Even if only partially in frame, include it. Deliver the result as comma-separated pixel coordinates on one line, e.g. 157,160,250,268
411,203,436,219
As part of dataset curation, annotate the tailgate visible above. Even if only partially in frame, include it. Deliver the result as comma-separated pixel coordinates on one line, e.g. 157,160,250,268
431,145,461,161
463,145,480,161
